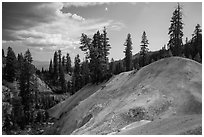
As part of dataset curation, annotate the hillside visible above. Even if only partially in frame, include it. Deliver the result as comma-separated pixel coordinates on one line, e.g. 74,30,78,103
46,57,202,135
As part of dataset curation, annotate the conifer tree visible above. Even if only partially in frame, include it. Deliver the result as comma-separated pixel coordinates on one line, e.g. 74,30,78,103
66,53,72,74
80,33,92,59
59,63,66,93
81,59,90,86
73,54,81,93
140,31,149,67
109,58,116,75
5,47,17,82
80,29,111,83
184,37,190,58
80,31,99,83
19,49,33,124
115,60,125,74
58,50,62,66
101,27,111,79
16,53,24,80
41,67,44,73
101,27,111,64
168,3,183,56
193,24,202,58
49,59,53,74
91,31,103,82
124,33,133,71
62,55,65,71
2,49,6,80
53,51,58,80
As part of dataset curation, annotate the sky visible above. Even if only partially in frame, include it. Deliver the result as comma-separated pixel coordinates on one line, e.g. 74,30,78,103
2,2,202,63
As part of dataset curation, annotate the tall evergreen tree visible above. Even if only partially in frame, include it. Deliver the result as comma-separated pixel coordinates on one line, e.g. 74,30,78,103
19,49,33,124
91,31,103,82
140,31,149,67
80,31,99,83
115,60,125,74
80,29,111,83
193,24,202,58
2,49,6,80
58,50,62,66
168,3,184,56
73,54,81,93
101,27,111,79
109,58,116,75
184,37,191,58
59,63,66,93
62,55,65,70
101,27,111,64
124,33,133,71
16,53,24,80
80,33,92,59
49,59,53,74
66,53,72,74
81,59,90,87
53,51,58,80
5,47,17,82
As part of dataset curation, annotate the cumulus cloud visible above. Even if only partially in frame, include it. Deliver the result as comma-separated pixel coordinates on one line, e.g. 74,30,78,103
2,2,124,53
72,14,85,21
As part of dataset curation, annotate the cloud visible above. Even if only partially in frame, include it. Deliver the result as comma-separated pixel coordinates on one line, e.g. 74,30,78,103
2,2,124,54
62,2,107,8
72,14,85,21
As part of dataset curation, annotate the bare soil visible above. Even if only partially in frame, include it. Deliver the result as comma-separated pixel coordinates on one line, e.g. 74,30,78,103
47,57,202,135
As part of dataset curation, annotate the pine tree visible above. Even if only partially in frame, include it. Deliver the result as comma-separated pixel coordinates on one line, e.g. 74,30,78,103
58,50,62,66
33,76,39,109
62,56,65,71
80,33,92,59
133,58,140,70
49,59,53,74
124,33,133,71
16,53,24,81
184,37,190,58
5,47,17,82
41,67,44,73
80,29,111,83
102,27,111,62
194,53,201,63
59,63,66,93
168,3,184,56
2,49,6,80
19,49,34,124
80,31,99,83
73,54,81,93
193,24,202,58
92,31,103,82
101,27,111,79
109,58,116,75
81,59,90,87
115,60,125,74
53,51,58,81
140,31,149,67
66,53,72,74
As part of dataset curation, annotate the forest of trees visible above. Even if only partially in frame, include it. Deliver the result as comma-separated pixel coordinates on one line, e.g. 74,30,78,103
2,3,202,134
2,48,59,134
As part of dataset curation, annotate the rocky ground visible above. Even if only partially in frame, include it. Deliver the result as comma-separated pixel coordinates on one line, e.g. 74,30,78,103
46,57,202,135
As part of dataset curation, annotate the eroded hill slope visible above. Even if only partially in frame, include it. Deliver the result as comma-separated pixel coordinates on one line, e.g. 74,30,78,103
47,57,202,135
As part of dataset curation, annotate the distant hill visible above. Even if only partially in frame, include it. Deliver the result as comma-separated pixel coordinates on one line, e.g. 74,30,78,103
46,57,202,135
33,60,50,70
